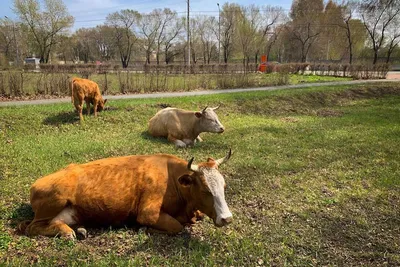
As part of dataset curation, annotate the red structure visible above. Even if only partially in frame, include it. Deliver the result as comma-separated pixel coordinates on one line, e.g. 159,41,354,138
258,55,268,72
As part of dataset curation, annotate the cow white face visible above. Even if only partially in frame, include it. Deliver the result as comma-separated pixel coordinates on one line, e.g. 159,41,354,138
199,166,233,226
180,150,233,227
195,107,225,134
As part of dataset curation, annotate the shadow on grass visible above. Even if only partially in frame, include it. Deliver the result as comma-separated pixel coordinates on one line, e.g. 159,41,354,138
9,202,34,234
43,106,118,126
140,131,170,145
135,230,212,258
43,111,79,125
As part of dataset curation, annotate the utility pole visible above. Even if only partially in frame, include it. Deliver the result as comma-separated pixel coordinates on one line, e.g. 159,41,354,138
187,0,190,68
5,16,19,67
217,3,221,65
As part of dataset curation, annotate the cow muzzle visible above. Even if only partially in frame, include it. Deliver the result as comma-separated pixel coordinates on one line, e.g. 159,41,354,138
218,127,225,133
215,214,233,227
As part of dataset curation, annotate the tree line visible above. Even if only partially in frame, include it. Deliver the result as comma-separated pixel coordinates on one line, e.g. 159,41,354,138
0,0,399,68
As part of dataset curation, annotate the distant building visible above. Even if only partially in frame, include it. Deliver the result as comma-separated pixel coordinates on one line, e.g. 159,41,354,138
24,57,40,69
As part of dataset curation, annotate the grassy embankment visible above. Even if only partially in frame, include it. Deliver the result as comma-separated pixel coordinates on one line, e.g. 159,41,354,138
0,82,399,265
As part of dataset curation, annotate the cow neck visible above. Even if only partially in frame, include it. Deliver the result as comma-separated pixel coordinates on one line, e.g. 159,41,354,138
192,118,202,138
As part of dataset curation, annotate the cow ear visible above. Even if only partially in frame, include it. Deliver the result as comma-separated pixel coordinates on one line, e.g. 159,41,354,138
195,112,202,118
207,157,215,162
178,174,193,187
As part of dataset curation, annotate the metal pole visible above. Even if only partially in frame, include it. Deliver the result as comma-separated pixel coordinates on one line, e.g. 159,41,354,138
187,0,190,68
217,3,220,65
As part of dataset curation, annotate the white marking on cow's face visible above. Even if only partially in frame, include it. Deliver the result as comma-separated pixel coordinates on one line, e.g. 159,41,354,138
201,167,232,226
200,108,225,134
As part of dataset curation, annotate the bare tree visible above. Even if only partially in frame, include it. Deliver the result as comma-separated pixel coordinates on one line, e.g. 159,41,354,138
333,1,359,64
256,6,284,62
236,5,261,66
288,0,324,62
288,22,321,62
13,0,74,63
0,19,16,60
163,17,184,64
72,28,96,63
191,15,218,64
94,25,116,62
359,0,400,64
220,3,240,63
138,10,163,64
385,14,400,63
106,9,139,68
154,9,178,65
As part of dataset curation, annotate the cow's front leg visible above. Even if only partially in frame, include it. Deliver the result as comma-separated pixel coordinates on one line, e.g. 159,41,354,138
137,211,183,234
93,100,98,117
74,101,84,121
85,100,91,116
167,134,186,148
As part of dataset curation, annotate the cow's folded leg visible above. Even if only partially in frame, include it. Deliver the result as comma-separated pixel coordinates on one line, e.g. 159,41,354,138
183,139,195,147
25,219,76,239
167,134,186,148
138,211,183,235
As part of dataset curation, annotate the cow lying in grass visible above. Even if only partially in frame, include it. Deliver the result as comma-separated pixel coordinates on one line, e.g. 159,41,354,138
18,150,233,239
148,106,225,148
70,77,107,121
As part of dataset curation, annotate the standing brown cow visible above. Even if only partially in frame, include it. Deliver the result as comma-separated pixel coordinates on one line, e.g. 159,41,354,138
70,77,107,121
18,150,233,239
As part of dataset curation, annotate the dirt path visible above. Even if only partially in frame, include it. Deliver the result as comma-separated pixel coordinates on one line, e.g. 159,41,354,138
1,79,399,107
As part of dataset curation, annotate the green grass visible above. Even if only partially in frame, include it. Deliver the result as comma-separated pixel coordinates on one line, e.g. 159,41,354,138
0,82,399,265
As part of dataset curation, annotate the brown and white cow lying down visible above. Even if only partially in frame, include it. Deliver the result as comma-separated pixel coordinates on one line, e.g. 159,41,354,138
19,150,233,239
148,106,225,148
70,77,107,121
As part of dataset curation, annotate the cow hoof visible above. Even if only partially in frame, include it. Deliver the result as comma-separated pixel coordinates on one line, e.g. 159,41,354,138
175,141,187,148
76,227,87,240
63,230,76,240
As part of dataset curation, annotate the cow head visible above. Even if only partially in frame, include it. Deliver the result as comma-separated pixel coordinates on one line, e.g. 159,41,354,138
195,106,225,134
97,99,107,111
179,150,233,227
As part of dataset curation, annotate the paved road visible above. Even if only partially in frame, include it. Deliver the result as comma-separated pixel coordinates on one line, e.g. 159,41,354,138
1,79,399,107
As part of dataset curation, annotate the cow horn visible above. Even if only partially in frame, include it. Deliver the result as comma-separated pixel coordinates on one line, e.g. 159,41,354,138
215,149,232,166
187,157,199,172
212,105,220,111
202,106,208,113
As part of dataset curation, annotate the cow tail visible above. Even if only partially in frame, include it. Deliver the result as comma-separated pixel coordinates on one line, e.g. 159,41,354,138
17,220,32,235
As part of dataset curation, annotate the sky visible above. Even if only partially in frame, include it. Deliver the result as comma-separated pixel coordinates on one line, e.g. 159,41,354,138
1,0,293,31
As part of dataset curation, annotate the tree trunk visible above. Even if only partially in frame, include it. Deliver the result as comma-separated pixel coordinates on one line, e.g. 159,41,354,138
373,50,378,65
349,44,353,65
386,49,393,63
